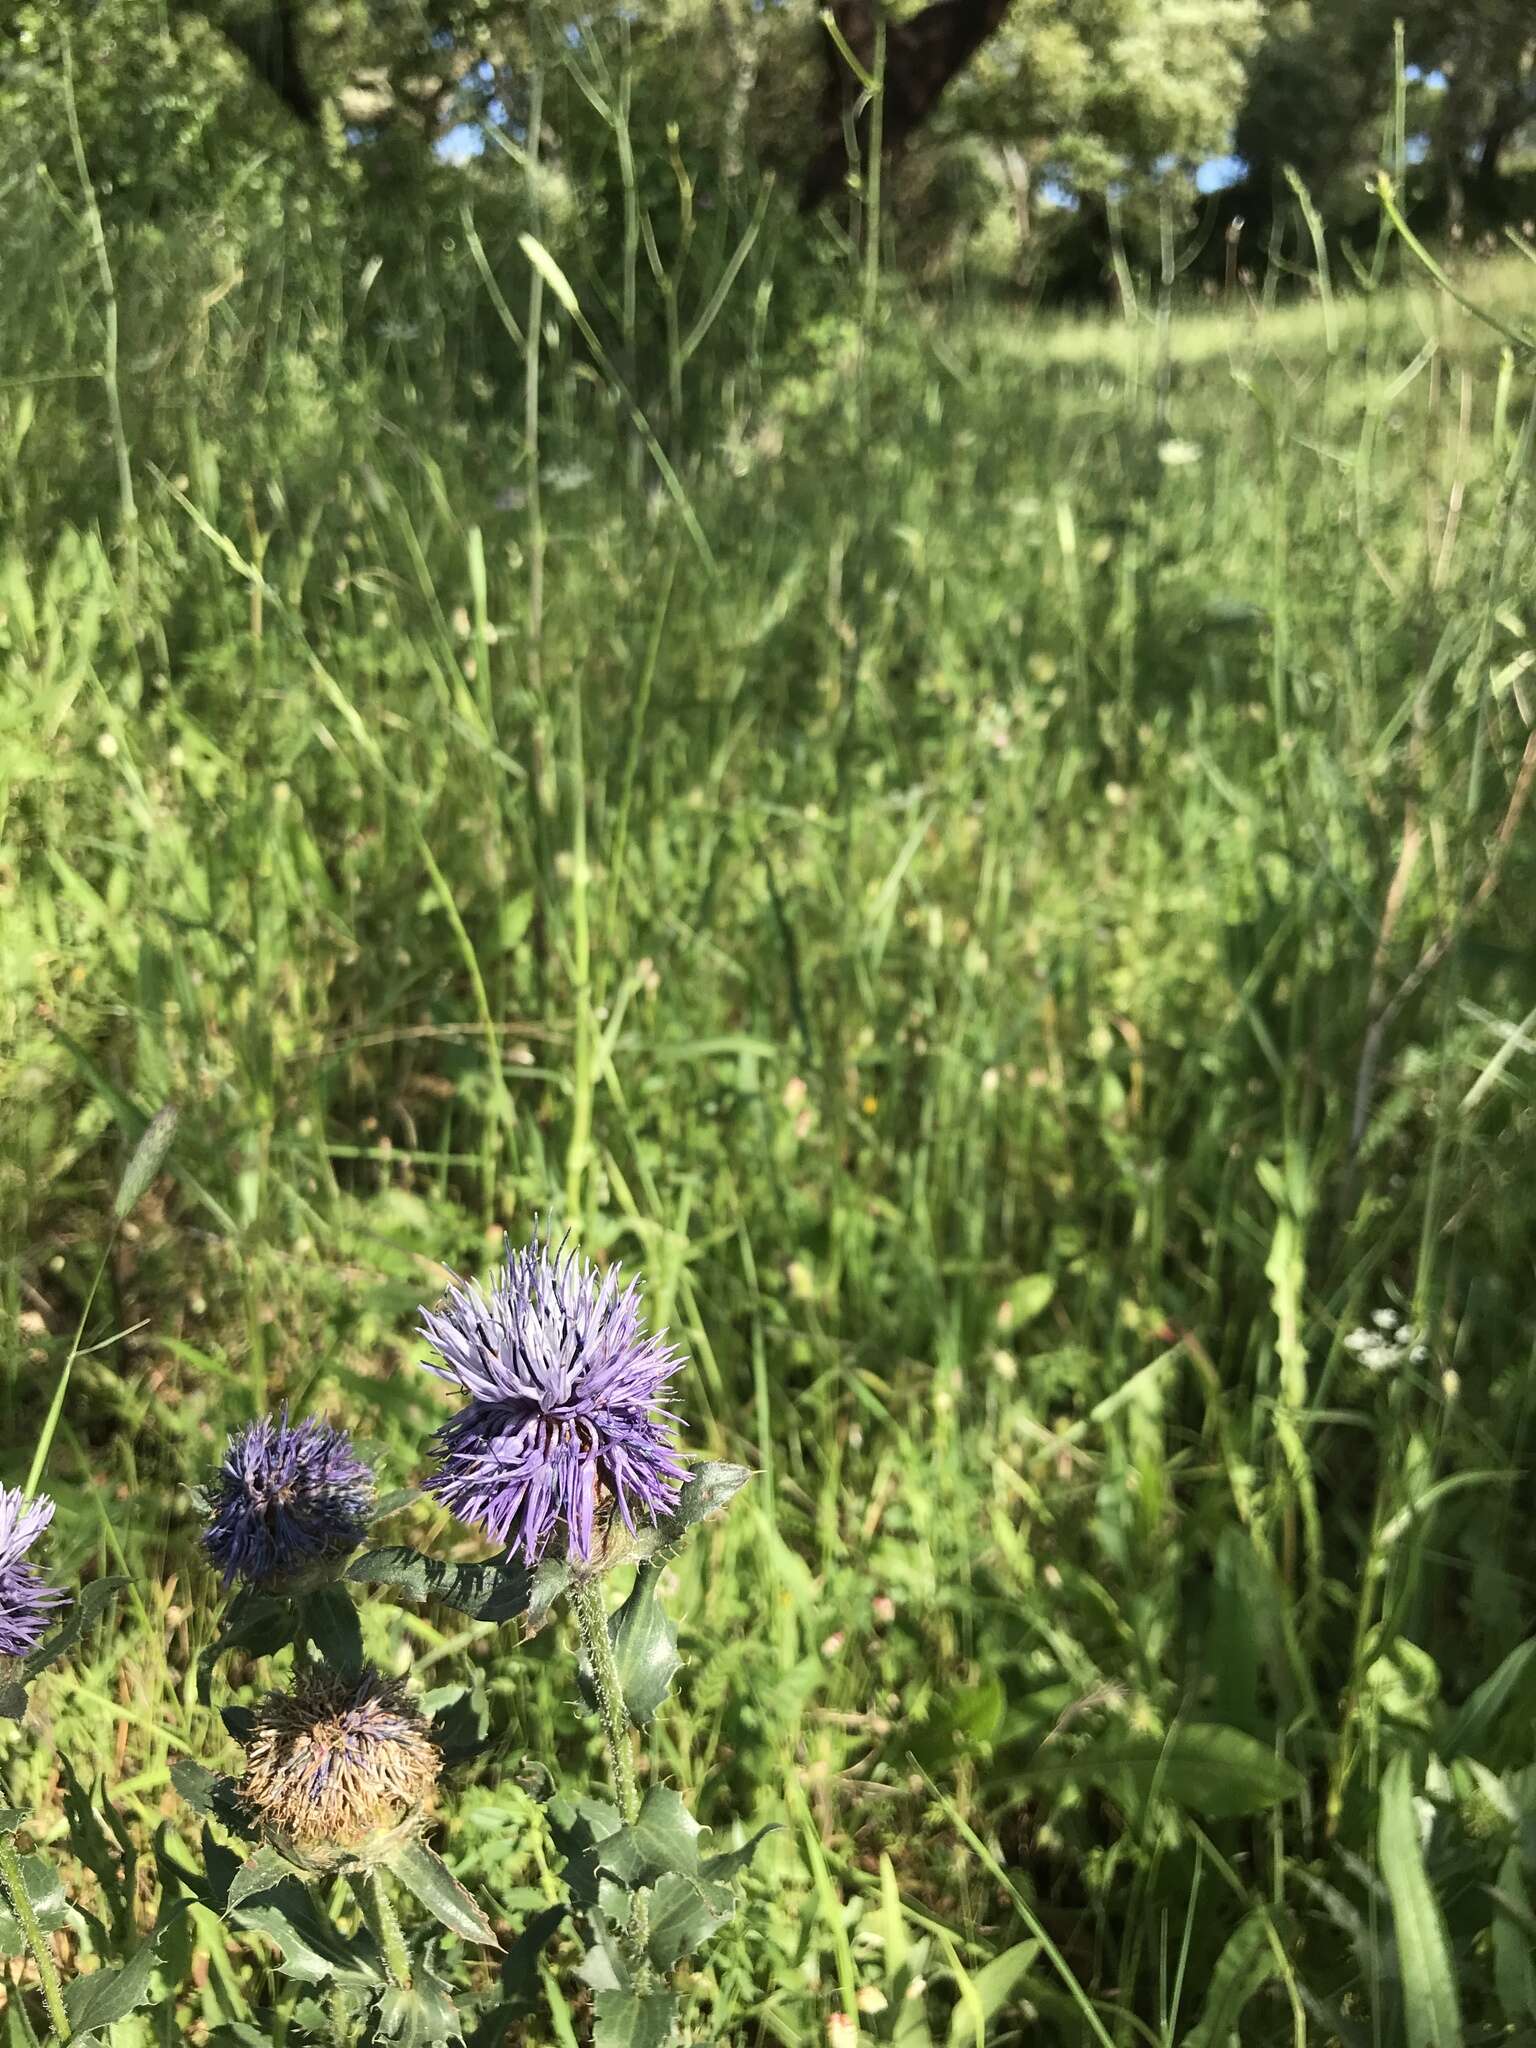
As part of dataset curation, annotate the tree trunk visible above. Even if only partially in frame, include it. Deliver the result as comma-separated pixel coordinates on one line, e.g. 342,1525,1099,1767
799,0,1013,210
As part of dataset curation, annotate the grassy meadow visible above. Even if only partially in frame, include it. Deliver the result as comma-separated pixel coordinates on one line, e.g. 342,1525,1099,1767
4,155,1536,2044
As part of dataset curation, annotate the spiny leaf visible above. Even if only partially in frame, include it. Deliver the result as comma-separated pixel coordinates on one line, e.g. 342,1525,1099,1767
225,1848,290,1914
645,1871,735,1970
596,1787,704,1888
630,1463,751,1562
387,1838,500,1947
701,1824,777,1883
346,1547,532,1623
62,1927,164,2038
608,1566,681,1726
592,1988,678,2048
372,1963,465,2045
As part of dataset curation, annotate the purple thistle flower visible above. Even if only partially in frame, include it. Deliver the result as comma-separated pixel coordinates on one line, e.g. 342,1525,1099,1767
419,1233,687,1567
203,1411,373,1587
0,1487,69,1660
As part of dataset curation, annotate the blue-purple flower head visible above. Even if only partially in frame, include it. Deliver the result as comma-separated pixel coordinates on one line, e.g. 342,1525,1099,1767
202,1411,373,1587
0,1487,68,1659
419,1233,687,1568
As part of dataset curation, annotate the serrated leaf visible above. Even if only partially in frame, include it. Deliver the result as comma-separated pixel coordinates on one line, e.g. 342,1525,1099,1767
298,1585,363,1675
645,1871,735,1969
62,1930,162,2038
0,1853,71,1956
0,1810,24,1835
1379,1752,1462,2048
593,1989,678,2048
372,1964,465,2045
1025,1723,1304,1818
346,1547,532,1623
0,1685,27,1723
596,1787,703,1888
701,1824,777,1883
225,1848,290,1914
171,1760,229,1817
608,1567,681,1727
387,1839,500,1947
113,1103,178,1219
23,1576,128,1680
234,1879,383,1986
630,1464,751,1562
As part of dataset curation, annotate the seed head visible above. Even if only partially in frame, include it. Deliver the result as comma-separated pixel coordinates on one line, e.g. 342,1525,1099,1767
241,1666,440,1856
0,1488,68,1659
203,1410,373,1587
418,1231,686,1568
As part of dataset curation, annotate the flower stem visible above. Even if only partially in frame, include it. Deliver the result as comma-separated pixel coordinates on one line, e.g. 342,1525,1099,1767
350,1868,412,1991
0,1836,71,2041
572,1575,640,1827
571,1575,653,1975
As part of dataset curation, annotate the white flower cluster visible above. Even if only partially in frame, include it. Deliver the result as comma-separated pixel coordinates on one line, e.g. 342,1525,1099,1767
1344,1306,1428,1375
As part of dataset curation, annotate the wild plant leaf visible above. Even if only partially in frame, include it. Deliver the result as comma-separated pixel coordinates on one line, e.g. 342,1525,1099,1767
1025,1723,1304,1817
197,1590,297,1703
497,1904,567,2001
578,1924,631,1996
387,1838,500,1947
234,1879,383,1987
0,1685,26,1723
1492,1845,1536,2022
1379,1751,1462,2048
608,1565,681,1726
1444,1635,1536,1761
0,1853,71,1956
113,1102,178,1219
372,1966,465,2046
225,1847,290,1914
23,1576,129,1680
62,1930,163,2038
596,1787,704,1887
525,1557,571,1636
630,1463,751,1562
1183,1911,1275,2047
592,1988,678,2048
0,1810,24,1835
644,1871,735,1969
700,1824,777,1883
298,1584,363,1675
346,1547,532,1623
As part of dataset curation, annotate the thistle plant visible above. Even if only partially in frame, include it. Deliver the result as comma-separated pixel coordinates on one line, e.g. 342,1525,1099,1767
203,1410,375,1587
172,1230,760,2047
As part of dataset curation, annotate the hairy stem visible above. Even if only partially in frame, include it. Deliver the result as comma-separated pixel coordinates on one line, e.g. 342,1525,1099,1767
350,1868,412,1991
0,1836,72,2041
572,1575,639,1826
571,1575,653,1973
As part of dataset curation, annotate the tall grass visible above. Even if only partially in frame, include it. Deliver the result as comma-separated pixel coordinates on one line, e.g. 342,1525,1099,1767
2,99,1536,2043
